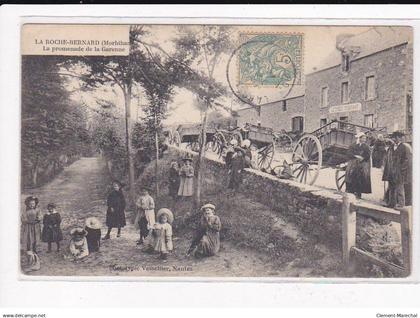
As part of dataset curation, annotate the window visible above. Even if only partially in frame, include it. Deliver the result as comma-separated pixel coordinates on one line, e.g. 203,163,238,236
282,100,287,112
364,114,374,128
320,118,327,127
292,116,304,132
407,94,412,114
341,81,349,103
321,87,328,108
365,75,376,100
342,54,350,72
339,116,348,129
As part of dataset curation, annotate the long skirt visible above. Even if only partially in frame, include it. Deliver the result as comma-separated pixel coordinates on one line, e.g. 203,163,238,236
21,223,41,251
178,177,194,197
195,232,220,257
346,159,372,194
106,208,126,228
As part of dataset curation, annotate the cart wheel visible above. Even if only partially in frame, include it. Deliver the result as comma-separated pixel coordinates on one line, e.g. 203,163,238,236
212,132,226,157
335,167,346,192
257,142,274,171
291,134,322,185
172,131,181,147
275,133,293,152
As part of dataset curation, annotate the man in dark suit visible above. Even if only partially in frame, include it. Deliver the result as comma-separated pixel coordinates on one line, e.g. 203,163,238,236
390,131,412,208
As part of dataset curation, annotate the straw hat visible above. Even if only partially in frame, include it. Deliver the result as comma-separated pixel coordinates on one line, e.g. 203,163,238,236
85,217,102,230
390,130,405,138
201,203,216,211
156,208,174,224
24,196,39,208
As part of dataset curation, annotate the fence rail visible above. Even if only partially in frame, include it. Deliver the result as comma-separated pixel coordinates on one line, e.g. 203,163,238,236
341,193,412,276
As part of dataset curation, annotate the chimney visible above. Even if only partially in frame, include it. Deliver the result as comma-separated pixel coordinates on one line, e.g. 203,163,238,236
336,33,354,53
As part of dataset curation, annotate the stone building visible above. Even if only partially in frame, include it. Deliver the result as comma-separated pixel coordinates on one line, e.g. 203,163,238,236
304,27,413,133
235,27,413,135
236,86,305,132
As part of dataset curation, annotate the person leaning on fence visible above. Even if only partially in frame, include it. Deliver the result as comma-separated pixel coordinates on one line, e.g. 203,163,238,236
389,131,412,208
345,132,372,199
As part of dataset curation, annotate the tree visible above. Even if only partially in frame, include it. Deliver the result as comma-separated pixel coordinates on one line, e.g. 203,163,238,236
174,26,234,206
21,56,89,187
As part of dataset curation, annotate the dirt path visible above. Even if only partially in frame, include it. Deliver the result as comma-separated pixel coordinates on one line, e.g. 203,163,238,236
22,157,310,278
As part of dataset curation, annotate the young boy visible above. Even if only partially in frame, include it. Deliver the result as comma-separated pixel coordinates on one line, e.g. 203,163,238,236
135,187,155,245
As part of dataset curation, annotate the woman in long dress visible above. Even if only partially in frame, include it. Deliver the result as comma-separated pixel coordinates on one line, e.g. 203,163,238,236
178,157,194,197
345,132,372,199
21,196,42,253
103,181,126,239
187,203,221,258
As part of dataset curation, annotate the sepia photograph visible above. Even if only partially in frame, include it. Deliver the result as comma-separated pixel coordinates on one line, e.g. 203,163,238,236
20,23,413,279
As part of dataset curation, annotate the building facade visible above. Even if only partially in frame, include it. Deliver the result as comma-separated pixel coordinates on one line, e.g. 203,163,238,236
304,29,413,133
236,92,305,132
235,27,413,135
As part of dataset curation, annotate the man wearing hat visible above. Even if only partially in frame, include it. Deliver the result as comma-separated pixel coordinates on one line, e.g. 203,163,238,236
389,131,412,207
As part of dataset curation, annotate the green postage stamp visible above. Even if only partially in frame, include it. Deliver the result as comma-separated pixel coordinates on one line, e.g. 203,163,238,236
238,33,303,87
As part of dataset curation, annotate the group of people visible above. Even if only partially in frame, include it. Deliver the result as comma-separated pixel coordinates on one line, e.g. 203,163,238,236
168,156,195,200
345,130,412,208
21,195,103,270
21,177,222,271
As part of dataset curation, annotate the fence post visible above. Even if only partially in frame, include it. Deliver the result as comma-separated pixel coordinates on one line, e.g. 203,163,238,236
342,193,356,271
399,207,412,276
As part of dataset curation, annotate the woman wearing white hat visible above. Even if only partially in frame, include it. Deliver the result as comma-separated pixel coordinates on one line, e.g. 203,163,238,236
186,203,221,258
345,132,372,199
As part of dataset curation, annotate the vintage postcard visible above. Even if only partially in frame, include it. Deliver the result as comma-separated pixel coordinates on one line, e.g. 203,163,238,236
20,23,413,279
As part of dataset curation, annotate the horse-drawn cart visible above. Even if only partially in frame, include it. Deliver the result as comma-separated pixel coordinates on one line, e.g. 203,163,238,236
168,123,217,152
288,120,386,189
212,123,276,170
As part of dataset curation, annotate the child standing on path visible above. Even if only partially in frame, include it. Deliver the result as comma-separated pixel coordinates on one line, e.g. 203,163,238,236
135,187,155,245
150,208,174,260
21,196,42,253
178,156,194,198
41,203,63,253
104,181,126,240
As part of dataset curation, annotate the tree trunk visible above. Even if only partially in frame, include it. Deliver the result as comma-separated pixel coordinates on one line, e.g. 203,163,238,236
31,158,39,187
154,111,160,197
194,106,208,207
124,83,136,204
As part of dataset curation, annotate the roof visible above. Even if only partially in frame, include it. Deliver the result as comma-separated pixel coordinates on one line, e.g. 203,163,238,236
309,26,412,74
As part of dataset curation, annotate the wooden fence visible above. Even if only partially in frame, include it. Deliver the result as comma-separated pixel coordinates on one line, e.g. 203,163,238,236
341,193,412,276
